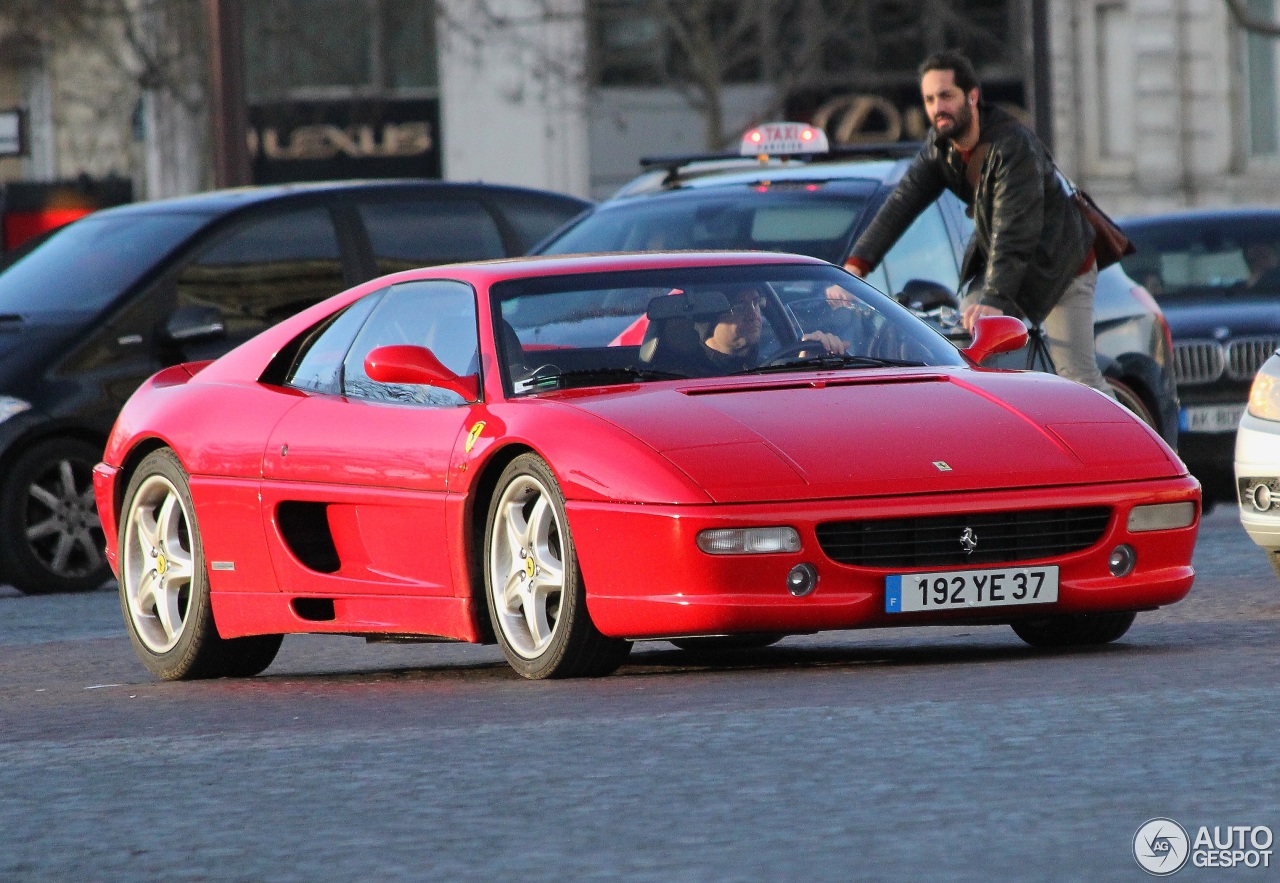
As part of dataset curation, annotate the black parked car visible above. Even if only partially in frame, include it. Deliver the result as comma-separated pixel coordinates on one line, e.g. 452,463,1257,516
0,179,590,594
534,135,1179,445
1119,208,1280,505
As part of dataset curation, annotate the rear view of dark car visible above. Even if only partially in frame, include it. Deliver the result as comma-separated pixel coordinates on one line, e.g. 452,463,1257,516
0,180,590,594
1119,209,1280,505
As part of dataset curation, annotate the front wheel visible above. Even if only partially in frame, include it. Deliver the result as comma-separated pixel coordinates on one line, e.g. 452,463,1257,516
483,453,630,679
1010,611,1136,648
119,448,281,680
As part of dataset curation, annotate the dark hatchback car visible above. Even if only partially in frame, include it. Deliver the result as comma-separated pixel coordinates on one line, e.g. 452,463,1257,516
535,144,1179,445
1119,209,1280,505
0,179,590,594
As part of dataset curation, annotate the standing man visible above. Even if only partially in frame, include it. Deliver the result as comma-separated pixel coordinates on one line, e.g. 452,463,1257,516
845,49,1110,395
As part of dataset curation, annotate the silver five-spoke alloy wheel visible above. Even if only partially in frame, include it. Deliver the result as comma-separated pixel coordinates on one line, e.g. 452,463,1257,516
488,473,566,659
121,473,195,653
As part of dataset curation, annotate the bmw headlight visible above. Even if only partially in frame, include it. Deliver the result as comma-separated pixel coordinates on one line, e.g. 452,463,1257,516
1247,356,1280,422
0,396,31,425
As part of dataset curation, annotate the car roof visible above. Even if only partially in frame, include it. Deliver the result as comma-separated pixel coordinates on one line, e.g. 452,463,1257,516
89,179,592,221
1119,207,1280,227
611,155,913,200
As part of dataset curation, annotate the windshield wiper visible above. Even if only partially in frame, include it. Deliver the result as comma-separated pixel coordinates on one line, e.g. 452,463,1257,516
735,354,927,375
515,365,689,392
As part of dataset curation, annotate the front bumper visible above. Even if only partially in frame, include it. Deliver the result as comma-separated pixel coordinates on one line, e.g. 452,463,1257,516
1235,412,1280,552
569,476,1200,640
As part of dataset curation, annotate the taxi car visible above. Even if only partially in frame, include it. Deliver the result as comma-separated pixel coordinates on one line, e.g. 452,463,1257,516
534,123,1179,447
93,251,1199,681
1235,351,1280,580
0,179,589,595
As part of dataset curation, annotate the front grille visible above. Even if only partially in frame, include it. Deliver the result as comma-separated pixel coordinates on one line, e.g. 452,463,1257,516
1172,340,1224,385
1226,337,1280,381
815,507,1112,568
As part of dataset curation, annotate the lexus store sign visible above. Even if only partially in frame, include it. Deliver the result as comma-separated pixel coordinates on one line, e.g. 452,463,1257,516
248,98,441,183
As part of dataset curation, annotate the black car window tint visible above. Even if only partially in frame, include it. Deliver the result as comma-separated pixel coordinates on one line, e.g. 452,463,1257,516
881,205,960,297
0,212,207,314
174,206,344,347
358,199,505,274
285,292,384,395
341,279,479,406
490,193,589,252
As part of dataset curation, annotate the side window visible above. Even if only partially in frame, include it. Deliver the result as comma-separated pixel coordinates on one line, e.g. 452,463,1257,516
342,279,479,406
175,207,345,346
286,291,384,395
492,194,587,251
358,199,506,274
881,204,961,297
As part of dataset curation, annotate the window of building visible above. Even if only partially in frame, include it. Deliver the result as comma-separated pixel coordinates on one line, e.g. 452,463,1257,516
1247,0,1280,156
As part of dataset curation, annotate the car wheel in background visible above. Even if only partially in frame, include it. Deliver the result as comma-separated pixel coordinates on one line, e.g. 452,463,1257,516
119,448,281,680
0,437,109,594
1106,378,1158,431
484,453,631,679
1010,611,1136,648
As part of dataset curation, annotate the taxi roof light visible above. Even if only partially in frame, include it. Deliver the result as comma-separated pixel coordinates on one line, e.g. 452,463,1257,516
739,122,830,159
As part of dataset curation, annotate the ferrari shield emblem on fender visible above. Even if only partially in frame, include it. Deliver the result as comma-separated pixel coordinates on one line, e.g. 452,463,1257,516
465,421,486,453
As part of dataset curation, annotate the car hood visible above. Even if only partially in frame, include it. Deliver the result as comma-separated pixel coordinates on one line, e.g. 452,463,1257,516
563,369,1183,503
1159,295,1280,338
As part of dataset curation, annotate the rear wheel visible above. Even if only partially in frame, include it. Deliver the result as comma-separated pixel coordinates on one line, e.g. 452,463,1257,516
483,453,630,679
1011,611,1136,648
1107,378,1158,431
119,448,281,680
0,438,110,594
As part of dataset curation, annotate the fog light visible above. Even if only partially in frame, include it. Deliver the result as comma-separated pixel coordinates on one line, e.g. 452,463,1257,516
787,563,818,596
1109,544,1136,577
1251,483,1273,512
1127,501,1196,532
697,526,801,555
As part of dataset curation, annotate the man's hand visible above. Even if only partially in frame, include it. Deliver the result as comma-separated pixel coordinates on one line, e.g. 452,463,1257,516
843,258,869,278
825,284,856,309
961,302,1003,332
801,330,848,355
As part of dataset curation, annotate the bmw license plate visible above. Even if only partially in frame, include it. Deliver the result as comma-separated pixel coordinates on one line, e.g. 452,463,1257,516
885,566,1059,613
1179,404,1245,434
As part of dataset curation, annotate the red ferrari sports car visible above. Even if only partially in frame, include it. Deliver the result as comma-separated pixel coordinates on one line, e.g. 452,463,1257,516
93,252,1200,680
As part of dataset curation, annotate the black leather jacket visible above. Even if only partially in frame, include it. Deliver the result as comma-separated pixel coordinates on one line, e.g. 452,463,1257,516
850,105,1094,325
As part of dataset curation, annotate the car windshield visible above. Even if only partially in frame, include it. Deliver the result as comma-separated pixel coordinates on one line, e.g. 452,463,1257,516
1120,218,1280,297
0,210,208,314
538,187,871,264
492,263,963,395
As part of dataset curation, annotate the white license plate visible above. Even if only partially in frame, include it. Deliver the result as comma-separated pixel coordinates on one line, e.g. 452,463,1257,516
1179,404,1245,433
885,565,1059,613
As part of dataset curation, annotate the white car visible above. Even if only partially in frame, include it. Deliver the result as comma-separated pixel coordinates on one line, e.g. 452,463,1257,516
1235,352,1280,579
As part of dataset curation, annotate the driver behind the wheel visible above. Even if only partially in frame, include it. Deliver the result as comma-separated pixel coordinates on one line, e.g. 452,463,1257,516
692,285,846,376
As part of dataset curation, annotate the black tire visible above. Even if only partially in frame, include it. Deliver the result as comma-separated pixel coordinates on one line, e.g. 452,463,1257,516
1107,378,1159,431
670,635,784,652
0,437,111,595
1010,611,1136,648
483,453,630,679
118,448,281,680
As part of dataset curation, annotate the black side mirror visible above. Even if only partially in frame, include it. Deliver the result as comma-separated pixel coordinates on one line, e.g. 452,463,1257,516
896,279,959,312
162,305,226,345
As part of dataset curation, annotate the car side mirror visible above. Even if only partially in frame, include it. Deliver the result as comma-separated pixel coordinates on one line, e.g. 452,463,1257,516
961,315,1028,364
364,344,479,401
896,279,959,312
162,305,226,345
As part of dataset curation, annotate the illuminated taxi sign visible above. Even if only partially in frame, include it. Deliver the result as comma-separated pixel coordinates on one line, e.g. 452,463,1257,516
739,122,829,157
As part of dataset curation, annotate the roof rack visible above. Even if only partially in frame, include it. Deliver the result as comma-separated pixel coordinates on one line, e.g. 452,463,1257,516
638,141,921,187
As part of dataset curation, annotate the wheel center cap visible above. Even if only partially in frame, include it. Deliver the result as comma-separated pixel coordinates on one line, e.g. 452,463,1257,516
156,554,167,576
524,556,535,580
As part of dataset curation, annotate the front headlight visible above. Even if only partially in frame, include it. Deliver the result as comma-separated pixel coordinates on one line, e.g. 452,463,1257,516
1247,356,1280,421
0,396,31,425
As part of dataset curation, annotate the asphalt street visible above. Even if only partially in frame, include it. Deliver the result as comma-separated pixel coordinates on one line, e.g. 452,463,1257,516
0,505,1277,882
